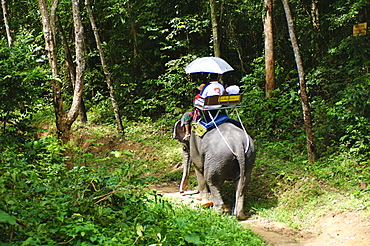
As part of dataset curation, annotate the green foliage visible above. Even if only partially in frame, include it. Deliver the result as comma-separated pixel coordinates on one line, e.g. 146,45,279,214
239,57,304,143
0,32,49,130
254,138,370,194
163,206,266,246
307,34,370,159
0,120,264,245
0,132,145,244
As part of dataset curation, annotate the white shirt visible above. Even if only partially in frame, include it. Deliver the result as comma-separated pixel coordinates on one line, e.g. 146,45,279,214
226,85,240,95
200,81,224,98
196,81,224,109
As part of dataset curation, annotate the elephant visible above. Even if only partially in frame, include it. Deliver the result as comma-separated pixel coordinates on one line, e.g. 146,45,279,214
173,114,255,220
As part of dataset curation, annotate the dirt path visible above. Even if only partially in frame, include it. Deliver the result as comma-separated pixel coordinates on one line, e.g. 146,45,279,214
153,183,370,246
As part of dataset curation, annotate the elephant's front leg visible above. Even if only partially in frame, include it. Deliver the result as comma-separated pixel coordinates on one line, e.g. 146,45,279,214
179,144,190,193
193,166,213,207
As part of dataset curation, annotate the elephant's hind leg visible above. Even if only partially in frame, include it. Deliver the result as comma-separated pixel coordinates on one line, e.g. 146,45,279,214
233,175,249,220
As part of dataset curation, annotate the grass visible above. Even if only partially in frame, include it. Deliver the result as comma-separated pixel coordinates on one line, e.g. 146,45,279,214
245,140,370,231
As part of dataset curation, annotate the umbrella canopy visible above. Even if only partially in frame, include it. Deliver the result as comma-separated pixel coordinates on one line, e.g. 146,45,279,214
185,57,234,74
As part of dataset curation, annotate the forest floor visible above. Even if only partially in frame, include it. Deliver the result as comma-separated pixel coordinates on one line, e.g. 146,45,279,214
70,124,370,246
153,182,370,246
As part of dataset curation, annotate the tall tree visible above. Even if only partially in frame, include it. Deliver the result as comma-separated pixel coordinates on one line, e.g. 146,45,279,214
85,0,124,134
126,1,138,60
311,0,320,31
38,0,86,169
264,0,275,97
70,0,86,128
57,17,88,123
210,0,220,57
1,0,12,47
282,0,316,163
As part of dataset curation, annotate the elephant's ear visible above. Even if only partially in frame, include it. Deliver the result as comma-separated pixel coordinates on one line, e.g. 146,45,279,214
173,120,186,142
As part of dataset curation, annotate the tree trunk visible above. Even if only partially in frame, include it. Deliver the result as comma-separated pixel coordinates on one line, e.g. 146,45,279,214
38,0,64,127
85,0,124,135
311,0,320,31
264,0,275,97
69,0,85,126
38,0,68,161
281,0,316,163
1,0,12,47
126,1,138,59
57,17,88,123
209,0,221,57
39,0,85,169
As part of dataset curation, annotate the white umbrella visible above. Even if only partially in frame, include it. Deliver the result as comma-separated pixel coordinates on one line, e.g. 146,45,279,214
185,57,234,74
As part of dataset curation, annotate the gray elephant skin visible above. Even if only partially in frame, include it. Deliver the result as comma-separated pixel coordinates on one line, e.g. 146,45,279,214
174,118,255,221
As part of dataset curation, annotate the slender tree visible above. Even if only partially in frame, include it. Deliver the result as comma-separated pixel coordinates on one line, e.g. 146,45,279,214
38,0,86,169
1,0,12,47
57,17,88,123
282,0,316,162
264,0,275,97
38,0,63,128
70,0,86,128
85,0,124,134
311,0,320,31
126,1,138,60
210,0,220,57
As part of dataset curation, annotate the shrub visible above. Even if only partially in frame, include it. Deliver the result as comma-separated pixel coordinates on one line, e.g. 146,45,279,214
0,130,264,245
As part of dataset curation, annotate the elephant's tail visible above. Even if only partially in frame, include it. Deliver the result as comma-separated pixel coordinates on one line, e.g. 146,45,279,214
236,148,246,197
236,135,254,196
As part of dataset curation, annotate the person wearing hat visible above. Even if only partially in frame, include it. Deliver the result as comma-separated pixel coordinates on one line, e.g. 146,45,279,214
193,83,206,106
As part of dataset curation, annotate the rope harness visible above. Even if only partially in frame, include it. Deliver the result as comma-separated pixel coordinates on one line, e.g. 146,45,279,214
207,109,250,157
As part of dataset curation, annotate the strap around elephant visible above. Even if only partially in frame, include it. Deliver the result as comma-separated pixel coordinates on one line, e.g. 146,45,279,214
234,109,250,153
207,111,237,157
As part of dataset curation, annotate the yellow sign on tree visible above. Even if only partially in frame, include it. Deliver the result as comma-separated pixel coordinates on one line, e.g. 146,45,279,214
353,22,367,36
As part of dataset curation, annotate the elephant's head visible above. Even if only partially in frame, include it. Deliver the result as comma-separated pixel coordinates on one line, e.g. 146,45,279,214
173,120,187,143
173,112,193,143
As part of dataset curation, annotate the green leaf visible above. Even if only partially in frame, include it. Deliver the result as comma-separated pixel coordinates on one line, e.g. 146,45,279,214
0,210,17,225
136,224,144,237
184,234,202,244
123,150,134,156
111,151,122,157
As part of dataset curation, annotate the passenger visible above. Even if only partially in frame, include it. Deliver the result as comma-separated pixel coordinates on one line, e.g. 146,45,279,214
200,73,224,98
194,73,224,109
183,84,206,140
224,75,240,95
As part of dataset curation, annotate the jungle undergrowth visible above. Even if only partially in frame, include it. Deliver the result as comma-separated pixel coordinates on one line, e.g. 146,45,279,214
0,117,265,245
3,114,369,243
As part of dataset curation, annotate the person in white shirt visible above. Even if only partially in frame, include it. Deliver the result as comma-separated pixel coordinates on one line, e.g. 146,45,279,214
200,73,224,97
194,73,224,109
224,75,240,95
